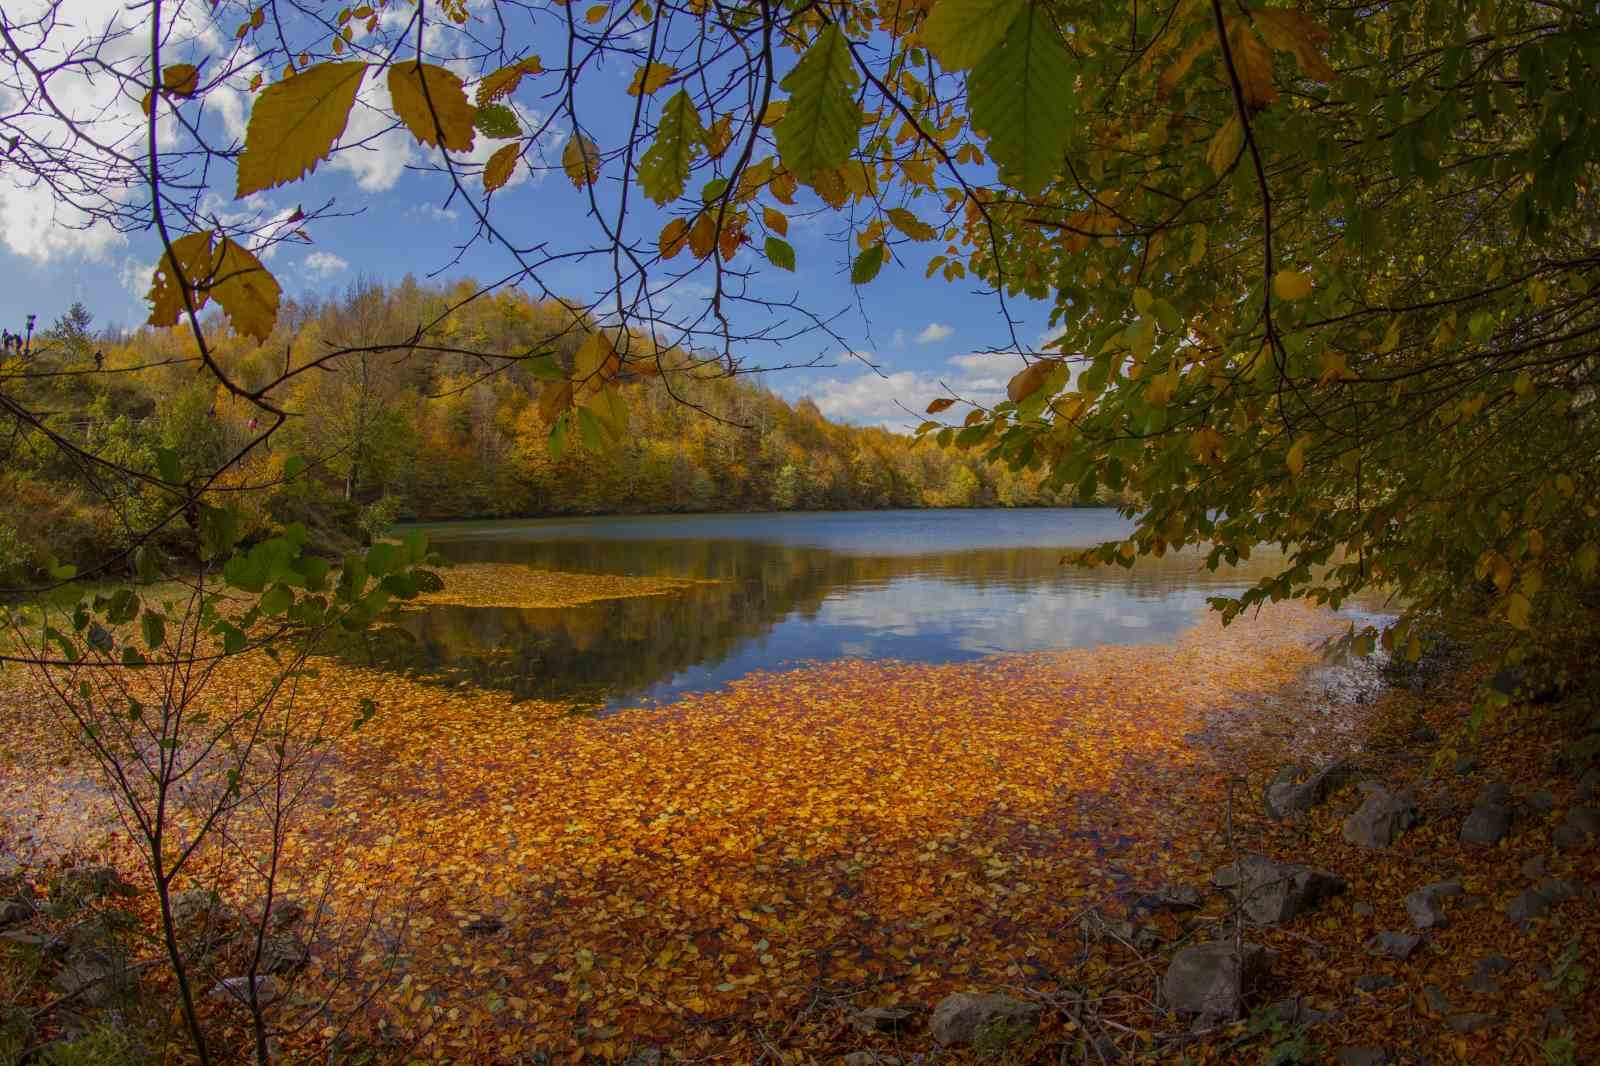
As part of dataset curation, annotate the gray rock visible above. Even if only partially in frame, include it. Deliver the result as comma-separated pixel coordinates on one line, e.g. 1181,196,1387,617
54,866,132,902
1153,883,1201,910
1553,824,1587,850
1366,931,1421,960
1352,901,1374,918
1579,768,1599,803
1265,762,1354,821
1453,754,1478,776
1446,1012,1499,1034
1411,723,1440,744
1213,855,1345,925
1563,806,1600,838
1525,790,1556,814
207,974,282,1006
1343,783,1417,848
1464,973,1501,996
850,1006,912,1034
267,899,306,930
1262,998,1340,1026
1475,954,1512,977
51,948,134,1008
1506,888,1549,923
259,932,309,975
1521,854,1547,879
1460,784,1514,846
1535,877,1580,903
1405,881,1464,929
1162,941,1274,1018
1422,985,1453,1014
1079,910,1160,952
929,993,1040,1047
0,897,31,928
1336,1047,1388,1066
1354,974,1397,993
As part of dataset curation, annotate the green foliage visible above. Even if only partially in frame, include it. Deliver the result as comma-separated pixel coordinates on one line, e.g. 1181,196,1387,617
964,4,1074,195
774,25,861,182
638,90,704,206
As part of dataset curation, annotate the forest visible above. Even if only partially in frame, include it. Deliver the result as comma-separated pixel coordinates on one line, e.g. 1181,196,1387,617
1,288,1067,582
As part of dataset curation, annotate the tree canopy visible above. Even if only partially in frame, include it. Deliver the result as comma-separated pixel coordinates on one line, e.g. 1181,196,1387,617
4,0,1599,674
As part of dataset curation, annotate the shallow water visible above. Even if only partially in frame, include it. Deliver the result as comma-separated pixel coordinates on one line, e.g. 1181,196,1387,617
349,509,1294,712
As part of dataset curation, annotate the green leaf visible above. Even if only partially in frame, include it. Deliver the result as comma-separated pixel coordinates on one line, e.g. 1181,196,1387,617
775,25,861,182
156,447,182,483
282,455,308,478
141,610,166,649
474,102,522,138
699,176,730,203
364,541,406,578
851,243,886,284
967,5,1073,195
921,0,1026,71
638,90,705,206
259,583,293,616
765,236,796,270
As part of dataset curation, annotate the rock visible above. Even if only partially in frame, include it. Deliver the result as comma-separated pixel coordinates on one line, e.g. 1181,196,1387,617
1525,790,1556,814
1080,910,1161,952
463,915,504,935
929,993,1040,1047
1162,941,1274,1018
1579,768,1599,803
1446,1012,1499,1034
208,974,282,1006
1365,931,1421,960
0,897,31,928
1352,901,1374,918
1545,1006,1570,1035
259,932,309,975
1464,973,1501,996
1405,881,1463,929
54,866,133,903
1265,762,1354,821
1343,783,1417,848
267,899,306,930
1521,854,1547,879
1422,986,1453,1014
1460,783,1514,846
849,1007,912,1035
1354,974,1397,993
170,888,237,944
1213,855,1345,925
1153,883,1201,910
1553,824,1587,850
1562,806,1600,838
1453,754,1478,776
1506,888,1549,923
1336,1047,1387,1066
1535,877,1580,903
1475,954,1512,977
51,948,134,1008
1410,723,1440,744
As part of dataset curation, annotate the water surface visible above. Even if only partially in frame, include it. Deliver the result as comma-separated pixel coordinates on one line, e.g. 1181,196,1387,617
365,509,1284,711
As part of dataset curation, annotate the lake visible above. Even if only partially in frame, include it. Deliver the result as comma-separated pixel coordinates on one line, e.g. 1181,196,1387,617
367,509,1286,711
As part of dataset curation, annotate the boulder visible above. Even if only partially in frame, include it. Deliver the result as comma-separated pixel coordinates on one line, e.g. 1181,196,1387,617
267,899,306,930
1365,931,1421,960
1261,998,1341,1026
929,993,1040,1047
1460,783,1513,846
1336,1047,1388,1066
53,865,133,903
1561,806,1600,838
1525,790,1556,814
0,897,31,928
1505,878,1583,923
1265,762,1354,821
207,974,283,1007
1521,854,1547,880
1343,783,1417,849
51,947,135,1008
1404,881,1463,929
1162,941,1274,1018
1422,986,1453,1014
1352,901,1374,918
1213,855,1345,925
1579,768,1599,803
259,932,310,975
1354,974,1397,993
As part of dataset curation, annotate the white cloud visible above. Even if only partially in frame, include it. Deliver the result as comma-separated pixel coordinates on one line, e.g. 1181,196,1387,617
916,322,954,344
797,350,1032,429
892,328,907,348
302,251,349,278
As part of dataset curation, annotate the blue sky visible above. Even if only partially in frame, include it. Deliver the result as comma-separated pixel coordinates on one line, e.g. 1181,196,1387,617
0,0,1054,429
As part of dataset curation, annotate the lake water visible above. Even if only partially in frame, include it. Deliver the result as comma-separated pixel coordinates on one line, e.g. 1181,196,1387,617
369,509,1285,711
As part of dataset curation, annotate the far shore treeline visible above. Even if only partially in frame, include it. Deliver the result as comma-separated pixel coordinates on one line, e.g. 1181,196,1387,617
0,283,1101,581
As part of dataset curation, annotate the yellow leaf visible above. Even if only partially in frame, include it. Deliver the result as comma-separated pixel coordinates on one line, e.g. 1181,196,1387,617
659,217,689,258
1006,359,1055,403
163,63,201,98
1505,591,1531,630
705,115,734,159
1285,433,1309,475
762,205,788,237
1377,316,1401,353
389,62,476,152
1529,278,1549,307
926,397,955,414
759,101,786,127
1273,268,1313,301
561,132,601,187
1225,18,1278,107
886,207,936,241
688,213,716,258
627,62,676,96
475,57,542,106
585,3,609,23
146,231,220,329
483,142,519,192
235,61,368,196
1159,32,1217,98
208,236,282,342
1206,114,1243,175
1249,9,1336,82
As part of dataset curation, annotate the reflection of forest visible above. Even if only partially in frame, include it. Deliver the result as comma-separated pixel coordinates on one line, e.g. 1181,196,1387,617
334,538,1286,708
